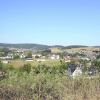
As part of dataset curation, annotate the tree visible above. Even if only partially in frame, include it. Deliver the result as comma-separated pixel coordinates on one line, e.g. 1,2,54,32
20,63,32,73
0,48,11,56
0,61,3,71
96,54,100,59
26,51,32,58
41,49,51,56
92,60,100,72
35,55,40,59
13,55,20,59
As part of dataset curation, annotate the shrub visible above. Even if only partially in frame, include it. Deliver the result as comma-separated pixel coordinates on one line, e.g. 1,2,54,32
19,64,32,73
0,62,100,100
0,61,3,71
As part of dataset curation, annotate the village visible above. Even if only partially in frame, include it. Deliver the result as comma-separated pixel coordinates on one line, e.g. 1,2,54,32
0,47,100,77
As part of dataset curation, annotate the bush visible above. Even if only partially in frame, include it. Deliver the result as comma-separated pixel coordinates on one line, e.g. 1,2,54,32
32,64,50,74
0,61,3,70
0,62,100,100
19,64,32,73
92,60,100,72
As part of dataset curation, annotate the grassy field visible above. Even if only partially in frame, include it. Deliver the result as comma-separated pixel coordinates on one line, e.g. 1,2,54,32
8,60,62,68
0,60,100,100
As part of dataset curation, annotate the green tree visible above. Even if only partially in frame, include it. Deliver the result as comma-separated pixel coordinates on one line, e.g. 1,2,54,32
0,48,10,56
26,51,32,58
20,63,32,73
35,55,40,59
0,61,3,71
92,60,100,72
13,55,20,59
41,49,51,56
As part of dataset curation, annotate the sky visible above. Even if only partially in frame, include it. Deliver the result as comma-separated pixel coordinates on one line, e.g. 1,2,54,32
0,0,100,46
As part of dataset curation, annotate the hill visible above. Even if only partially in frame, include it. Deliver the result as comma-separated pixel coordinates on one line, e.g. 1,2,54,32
0,43,99,50
63,45,88,49
0,43,49,50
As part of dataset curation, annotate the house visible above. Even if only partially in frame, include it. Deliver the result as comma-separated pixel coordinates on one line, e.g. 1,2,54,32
36,59,46,62
64,56,72,62
65,60,71,63
56,55,60,60
48,54,60,60
0,56,13,60
20,54,26,59
25,58,33,61
2,60,9,64
32,54,41,59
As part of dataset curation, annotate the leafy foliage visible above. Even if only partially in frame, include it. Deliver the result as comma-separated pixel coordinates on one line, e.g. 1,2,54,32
26,51,32,58
20,63,32,73
13,55,20,59
40,49,51,56
92,60,100,72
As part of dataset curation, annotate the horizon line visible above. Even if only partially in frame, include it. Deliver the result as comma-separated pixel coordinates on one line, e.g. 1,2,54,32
0,42,99,47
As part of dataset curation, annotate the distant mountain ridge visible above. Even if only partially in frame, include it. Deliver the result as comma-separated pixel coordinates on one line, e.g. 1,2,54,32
0,43,49,50
94,46,100,48
0,43,99,50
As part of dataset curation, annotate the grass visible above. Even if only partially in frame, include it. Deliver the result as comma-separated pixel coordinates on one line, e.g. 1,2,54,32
8,60,62,68
0,60,100,100
0,73,100,100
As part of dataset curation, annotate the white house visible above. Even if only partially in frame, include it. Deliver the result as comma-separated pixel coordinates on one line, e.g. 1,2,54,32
48,54,60,60
20,54,26,59
36,59,46,62
2,60,9,64
25,58,33,61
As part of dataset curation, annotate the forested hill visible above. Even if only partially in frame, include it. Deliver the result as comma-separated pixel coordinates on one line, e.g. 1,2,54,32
0,43,49,50
0,43,98,50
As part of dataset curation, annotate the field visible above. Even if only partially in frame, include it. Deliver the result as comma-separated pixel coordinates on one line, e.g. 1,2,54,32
64,47,100,53
8,60,62,68
0,60,100,100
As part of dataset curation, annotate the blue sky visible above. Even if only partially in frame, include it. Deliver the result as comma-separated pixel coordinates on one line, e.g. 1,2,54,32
0,0,100,46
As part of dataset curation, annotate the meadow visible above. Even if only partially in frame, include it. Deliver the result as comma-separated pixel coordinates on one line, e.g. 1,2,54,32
0,60,100,100
8,60,62,68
